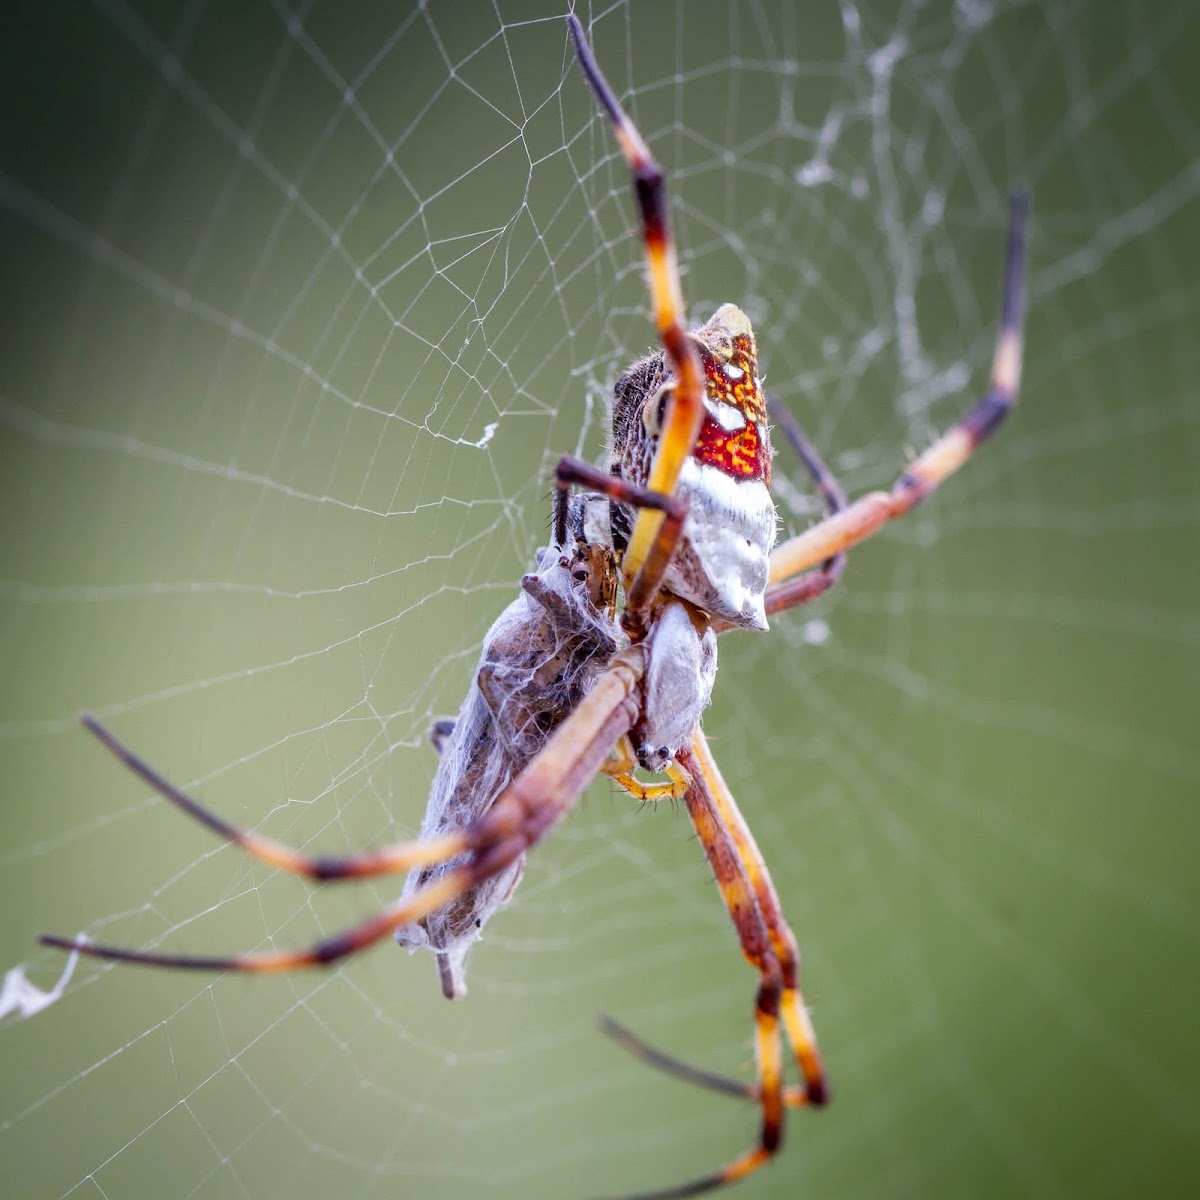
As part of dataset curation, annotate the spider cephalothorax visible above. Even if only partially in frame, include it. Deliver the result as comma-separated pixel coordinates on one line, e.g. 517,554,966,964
611,304,777,631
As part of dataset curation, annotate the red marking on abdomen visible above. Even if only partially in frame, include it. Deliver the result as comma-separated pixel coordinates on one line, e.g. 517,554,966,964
694,416,771,484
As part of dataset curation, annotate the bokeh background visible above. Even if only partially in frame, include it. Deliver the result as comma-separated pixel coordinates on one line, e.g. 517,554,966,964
3,3,1198,1198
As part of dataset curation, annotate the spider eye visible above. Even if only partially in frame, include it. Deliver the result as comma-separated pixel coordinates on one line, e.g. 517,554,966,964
657,746,670,761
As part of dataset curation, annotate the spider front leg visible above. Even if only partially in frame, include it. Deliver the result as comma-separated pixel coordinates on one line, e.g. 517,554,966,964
569,16,705,628
764,189,1029,604
602,730,828,1116
601,733,812,1200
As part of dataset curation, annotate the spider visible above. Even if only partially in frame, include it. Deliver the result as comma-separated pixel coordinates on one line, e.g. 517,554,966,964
396,398,847,1003
42,15,1029,1199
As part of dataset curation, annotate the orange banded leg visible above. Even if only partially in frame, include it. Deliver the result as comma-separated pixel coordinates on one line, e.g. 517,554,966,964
600,729,829,1127
603,751,790,1200
767,189,1029,592
603,737,690,801
40,652,645,973
568,16,705,623
685,729,828,1103
75,714,465,880
603,728,828,1116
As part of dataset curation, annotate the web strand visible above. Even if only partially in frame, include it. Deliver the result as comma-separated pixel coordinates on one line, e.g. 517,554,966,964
2,4,1198,1200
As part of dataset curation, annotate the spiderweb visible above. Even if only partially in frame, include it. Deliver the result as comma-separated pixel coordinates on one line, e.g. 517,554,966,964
3,2,1198,1198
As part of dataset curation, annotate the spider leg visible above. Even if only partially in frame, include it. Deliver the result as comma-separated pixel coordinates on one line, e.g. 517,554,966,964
568,16,704,627
556,456,688,640
602,741,690,802
39,868,475,973
599,1014,809,1107
684,729,828,1103
761,396,849,619
41,652,645,972
766,189,1028,592
556,457,685,558
602,740,795,1200
74,714,467,880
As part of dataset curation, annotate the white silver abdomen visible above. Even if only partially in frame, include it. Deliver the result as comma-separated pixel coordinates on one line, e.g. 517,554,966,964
664,460,776,630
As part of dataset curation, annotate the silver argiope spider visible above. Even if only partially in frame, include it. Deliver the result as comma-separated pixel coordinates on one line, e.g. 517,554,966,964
43,15,1029,1199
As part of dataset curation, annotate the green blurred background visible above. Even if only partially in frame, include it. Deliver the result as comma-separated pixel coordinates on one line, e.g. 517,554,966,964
2,3,1198,1198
